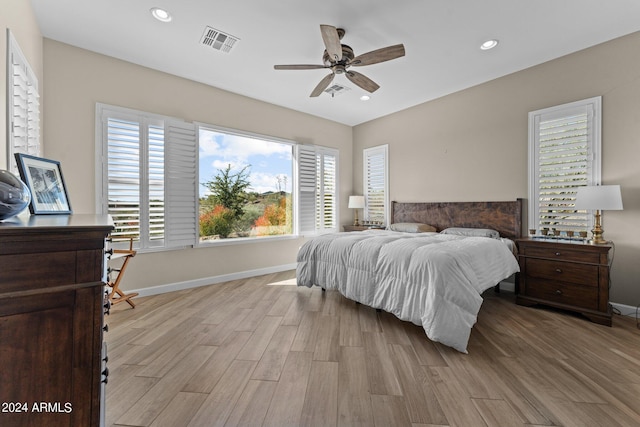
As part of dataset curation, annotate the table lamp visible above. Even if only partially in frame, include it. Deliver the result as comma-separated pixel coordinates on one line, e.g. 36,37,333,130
348,195,365,226
574,185,623,244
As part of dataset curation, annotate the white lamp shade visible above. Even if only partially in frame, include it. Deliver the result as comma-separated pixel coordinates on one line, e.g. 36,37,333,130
575,185,623,211
348,195,365,209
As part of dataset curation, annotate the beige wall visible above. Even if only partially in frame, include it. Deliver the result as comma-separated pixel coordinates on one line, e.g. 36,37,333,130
42,40,353,292
354,31,640,306
1,0,43,169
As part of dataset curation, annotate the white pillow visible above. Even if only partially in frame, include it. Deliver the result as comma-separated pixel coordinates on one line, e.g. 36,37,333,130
388,222,436,233
441,227,500,239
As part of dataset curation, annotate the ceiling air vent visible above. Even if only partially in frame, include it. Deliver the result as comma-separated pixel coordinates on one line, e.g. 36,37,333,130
324,84,351,97
200,26,239,54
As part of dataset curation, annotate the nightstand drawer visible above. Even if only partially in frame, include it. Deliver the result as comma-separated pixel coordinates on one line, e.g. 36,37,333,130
524,278,598,310
523,246,601,264
525,258,598,287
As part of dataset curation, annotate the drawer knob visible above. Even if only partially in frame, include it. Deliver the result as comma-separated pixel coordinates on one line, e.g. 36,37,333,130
555,289,563,295
555,252,561,256
555,268,562,273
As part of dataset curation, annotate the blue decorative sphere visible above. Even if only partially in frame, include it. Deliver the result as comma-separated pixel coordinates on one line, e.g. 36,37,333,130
0,170,31,220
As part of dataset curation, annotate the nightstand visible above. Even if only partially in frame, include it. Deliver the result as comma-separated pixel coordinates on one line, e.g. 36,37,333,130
515,238,612,326
343,225,384,232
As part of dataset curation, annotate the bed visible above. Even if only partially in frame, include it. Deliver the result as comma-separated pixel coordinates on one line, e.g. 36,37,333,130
296,199,522,353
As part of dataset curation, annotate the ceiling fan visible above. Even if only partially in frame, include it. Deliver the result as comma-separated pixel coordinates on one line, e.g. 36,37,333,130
274,25,406,97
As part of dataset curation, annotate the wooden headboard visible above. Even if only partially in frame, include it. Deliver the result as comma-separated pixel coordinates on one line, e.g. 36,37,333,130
391,199,523,240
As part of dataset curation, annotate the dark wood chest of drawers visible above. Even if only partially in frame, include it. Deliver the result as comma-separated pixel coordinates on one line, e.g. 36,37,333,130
0,215,113,427
515,238,612,326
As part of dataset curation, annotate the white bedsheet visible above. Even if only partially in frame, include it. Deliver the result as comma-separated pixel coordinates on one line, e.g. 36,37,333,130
296,230,520,353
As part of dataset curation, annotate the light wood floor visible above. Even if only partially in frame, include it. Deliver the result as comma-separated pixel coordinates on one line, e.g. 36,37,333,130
105,270,640,427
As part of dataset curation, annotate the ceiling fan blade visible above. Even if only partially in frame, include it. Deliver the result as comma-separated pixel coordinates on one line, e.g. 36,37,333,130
351,44,405,66
274,64,327,70
345,70,380,93
320,24,342,62
310,73,335,97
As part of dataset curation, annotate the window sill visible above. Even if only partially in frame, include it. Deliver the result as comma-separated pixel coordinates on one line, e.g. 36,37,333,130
196,233,301,248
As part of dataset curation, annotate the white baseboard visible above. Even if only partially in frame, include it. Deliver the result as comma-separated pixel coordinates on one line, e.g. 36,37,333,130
611,302,640,318
498,280,515,293
128,263,298,298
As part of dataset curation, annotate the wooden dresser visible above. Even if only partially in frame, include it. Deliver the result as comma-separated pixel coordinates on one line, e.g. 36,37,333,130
0,215,113,427
515,238,612,326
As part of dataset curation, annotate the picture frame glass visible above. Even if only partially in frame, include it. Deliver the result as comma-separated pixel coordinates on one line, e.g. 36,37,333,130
14,154,72,214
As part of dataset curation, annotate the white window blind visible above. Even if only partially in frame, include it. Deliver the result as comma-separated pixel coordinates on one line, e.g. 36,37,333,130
97,104,197,250
316,149,337,232
165,120,197,247
528,97,601,232
296,145,317,235
363,144,389,226
7,29,40,172
296,145,339,235
104,116,144,243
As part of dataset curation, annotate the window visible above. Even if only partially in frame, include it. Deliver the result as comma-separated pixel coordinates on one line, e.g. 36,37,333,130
96,104,197,250
199,126,338,241
198,126,294,241
6,29,40,172
528,97,601,233
97,104,338,251
363,144,389,226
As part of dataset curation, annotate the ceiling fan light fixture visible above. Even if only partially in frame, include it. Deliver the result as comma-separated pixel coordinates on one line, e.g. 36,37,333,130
480,39,499,50
151,7,172,23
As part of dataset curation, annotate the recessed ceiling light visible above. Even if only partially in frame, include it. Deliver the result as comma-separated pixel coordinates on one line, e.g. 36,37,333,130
150,7,172,23
480,39,499,50
360,95,371,101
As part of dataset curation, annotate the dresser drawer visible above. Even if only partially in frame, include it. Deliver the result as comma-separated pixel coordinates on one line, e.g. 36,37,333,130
525,258,598,287
524,278,598,310
522,246,601,264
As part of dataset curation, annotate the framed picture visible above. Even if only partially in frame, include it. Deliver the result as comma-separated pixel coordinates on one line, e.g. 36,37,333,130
14,153,72,214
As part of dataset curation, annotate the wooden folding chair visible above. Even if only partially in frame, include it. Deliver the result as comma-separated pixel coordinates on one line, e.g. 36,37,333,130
107,237,139,308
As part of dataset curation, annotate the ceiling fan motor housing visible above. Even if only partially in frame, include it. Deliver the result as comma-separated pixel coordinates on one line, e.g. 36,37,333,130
323,45,354,67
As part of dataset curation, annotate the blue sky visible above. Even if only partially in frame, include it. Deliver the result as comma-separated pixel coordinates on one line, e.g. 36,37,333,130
198,128,293,198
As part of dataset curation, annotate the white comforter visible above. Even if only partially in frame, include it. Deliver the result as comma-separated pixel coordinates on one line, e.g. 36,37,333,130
296,230,520,353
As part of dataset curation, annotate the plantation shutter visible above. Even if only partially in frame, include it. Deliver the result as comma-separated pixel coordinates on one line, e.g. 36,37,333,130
529,97,601,232
7,29,40,172
165,120,197,247
296,145,338,235
147,123,165,246
99,104,181,249
296,144,317,235
104,115,143,243
316,148,338,233
102,112,154,246
363,144,389,226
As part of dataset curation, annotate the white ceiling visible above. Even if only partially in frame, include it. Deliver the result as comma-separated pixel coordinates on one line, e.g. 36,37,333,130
30,0,640,126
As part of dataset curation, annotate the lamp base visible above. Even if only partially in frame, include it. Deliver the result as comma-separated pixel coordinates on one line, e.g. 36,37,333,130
588,210,609,244
587,238,610,245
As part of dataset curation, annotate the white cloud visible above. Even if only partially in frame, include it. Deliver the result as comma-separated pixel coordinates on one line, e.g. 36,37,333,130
250,172,291,194
210,159,249,172
199,130,291,162
199,129,293,195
